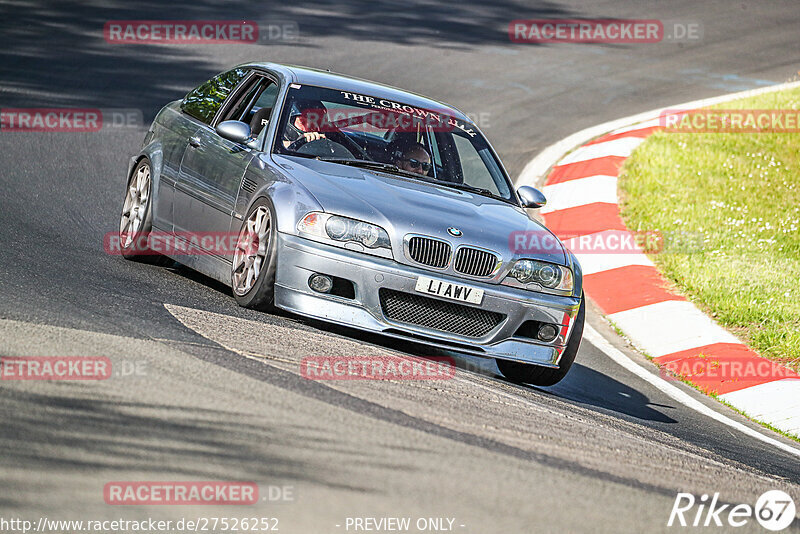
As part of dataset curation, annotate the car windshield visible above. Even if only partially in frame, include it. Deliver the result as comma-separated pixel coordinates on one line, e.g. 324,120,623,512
272,84,514,201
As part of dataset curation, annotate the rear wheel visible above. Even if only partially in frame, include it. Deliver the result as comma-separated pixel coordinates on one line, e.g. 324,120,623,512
497,295,585,386
119,158,167,262
231,198,278,310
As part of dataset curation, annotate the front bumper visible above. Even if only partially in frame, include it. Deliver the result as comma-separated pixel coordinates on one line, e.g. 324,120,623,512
274,233,582,367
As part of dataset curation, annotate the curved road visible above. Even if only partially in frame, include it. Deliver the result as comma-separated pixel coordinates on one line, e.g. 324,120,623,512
1,1,800,532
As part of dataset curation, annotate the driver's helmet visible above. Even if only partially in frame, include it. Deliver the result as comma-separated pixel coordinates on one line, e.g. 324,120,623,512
290,99,328,133
387,136,424,162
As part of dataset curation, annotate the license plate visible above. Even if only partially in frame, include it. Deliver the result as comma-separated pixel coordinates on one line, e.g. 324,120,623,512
414,276,484,305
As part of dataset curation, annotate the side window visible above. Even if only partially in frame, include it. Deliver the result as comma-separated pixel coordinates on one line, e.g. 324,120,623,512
224,79,262,123
181,68,248,125
251,83,280,144
219,77,280,140
254,83,280,113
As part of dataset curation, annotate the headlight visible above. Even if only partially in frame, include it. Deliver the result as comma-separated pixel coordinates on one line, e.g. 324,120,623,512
325,216,349,240
298,212,391,250
506,259,573,292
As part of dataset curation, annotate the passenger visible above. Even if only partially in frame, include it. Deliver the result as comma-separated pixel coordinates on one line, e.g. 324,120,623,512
389,141,432,177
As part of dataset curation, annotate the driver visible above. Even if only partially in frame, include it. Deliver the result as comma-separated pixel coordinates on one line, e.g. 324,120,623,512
390,141,432,177
283,99,352,149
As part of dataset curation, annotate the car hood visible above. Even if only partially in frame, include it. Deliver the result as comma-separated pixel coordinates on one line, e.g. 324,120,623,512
275,155,567,267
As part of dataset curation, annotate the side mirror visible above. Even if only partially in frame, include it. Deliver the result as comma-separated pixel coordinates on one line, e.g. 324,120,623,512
216,120,253,145
517,185,547,209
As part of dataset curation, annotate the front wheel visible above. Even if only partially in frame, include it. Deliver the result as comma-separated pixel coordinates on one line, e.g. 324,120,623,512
497,295,585,386
231,198,278,310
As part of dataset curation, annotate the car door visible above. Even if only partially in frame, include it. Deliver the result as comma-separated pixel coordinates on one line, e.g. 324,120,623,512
174,72,279,257
152,104,199,233
174,127,253,243
171,67,250,245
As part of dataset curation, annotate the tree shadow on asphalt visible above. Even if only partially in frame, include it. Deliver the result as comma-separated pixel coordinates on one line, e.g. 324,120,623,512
0,3,208,114
0,386,394,503
0,0,571,115
250,0,572,48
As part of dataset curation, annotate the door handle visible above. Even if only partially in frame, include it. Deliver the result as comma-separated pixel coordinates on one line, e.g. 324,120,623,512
189,136,201,147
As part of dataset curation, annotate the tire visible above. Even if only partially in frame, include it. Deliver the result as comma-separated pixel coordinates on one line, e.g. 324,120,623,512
231,197,278,311
497,294,585,386
119,158,169,264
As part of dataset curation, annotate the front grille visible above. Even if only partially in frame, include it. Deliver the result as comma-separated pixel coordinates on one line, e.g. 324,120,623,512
407,236,451,269
379,288,505,338
454,247,499,277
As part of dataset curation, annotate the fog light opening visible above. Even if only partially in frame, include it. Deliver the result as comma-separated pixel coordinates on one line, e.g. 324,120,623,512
537,324,558,342
309,274,333,294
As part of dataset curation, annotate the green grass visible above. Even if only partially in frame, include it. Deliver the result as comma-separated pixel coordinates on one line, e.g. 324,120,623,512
619,87,800,373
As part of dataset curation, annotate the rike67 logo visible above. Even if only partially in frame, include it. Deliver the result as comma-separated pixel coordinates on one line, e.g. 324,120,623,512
668,490,796,531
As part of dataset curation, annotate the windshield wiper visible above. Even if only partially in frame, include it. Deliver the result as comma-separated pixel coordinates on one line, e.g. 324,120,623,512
438,182,493,196
283,154,418,178
317,158,425,179
318,158,400,172
431,181,511,203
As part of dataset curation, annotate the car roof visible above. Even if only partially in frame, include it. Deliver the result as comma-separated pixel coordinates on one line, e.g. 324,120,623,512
241,62,471,123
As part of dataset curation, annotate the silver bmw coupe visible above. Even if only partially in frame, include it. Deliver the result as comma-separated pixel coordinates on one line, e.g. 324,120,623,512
119,62,584,385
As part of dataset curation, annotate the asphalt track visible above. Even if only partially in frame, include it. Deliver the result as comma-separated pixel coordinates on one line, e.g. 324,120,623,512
1,1,800,532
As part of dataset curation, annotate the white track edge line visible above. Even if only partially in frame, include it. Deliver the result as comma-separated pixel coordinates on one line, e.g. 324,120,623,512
583,324,800,458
